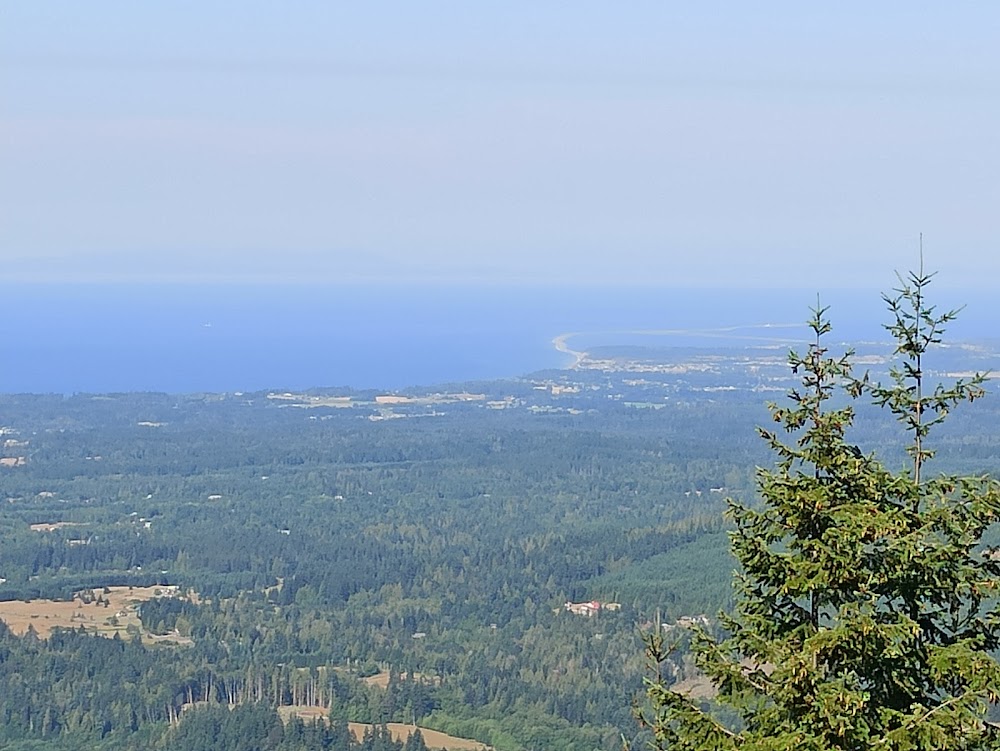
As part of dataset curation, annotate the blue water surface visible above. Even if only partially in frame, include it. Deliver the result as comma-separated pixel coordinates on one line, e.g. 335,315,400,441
0,283,992,394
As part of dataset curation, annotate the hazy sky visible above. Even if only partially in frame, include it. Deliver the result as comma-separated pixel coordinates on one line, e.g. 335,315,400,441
3,3,999,287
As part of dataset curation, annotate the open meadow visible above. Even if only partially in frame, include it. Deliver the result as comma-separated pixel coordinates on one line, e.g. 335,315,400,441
0,585,193,643
274,707,486,750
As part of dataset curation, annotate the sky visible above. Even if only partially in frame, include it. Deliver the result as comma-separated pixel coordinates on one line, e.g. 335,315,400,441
2,3,999,288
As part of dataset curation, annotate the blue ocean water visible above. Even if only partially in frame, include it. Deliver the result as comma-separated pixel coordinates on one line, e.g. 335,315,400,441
0,283,993,394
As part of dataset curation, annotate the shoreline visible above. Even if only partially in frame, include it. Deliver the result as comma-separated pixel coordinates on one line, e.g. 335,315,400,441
552,324,810,366
552,333,587,368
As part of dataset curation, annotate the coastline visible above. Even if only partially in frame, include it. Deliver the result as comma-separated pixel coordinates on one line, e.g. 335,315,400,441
552,333,586,368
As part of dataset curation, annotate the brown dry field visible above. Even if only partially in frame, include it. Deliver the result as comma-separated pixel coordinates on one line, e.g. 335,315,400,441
361,670,438,689
350,722,487,751
275,708,485,750
0,585,193,644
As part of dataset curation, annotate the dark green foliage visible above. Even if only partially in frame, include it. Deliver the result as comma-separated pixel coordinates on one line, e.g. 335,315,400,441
3,291,1000,749
0,385,749,750
164,704,284,751
641,273,1000,749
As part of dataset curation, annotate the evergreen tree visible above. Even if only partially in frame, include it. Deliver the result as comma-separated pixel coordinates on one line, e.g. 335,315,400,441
404,727,429,751
641,271,1000,749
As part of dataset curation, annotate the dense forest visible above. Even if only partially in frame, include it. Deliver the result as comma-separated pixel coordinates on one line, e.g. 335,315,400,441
2,339,999,750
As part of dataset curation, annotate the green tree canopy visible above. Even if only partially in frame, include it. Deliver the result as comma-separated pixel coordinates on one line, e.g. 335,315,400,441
641,269,1000,750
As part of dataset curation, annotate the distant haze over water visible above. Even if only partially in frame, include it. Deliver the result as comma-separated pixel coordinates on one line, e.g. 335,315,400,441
1,283,993,394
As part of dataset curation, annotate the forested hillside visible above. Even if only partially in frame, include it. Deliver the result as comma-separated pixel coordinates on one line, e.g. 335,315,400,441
1,342,999,750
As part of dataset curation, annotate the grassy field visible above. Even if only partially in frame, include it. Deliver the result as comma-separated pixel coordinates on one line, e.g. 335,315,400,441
274,707,487,750
0,585,193,643
360,670,439,689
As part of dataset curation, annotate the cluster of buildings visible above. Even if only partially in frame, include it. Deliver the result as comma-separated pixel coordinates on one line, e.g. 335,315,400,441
562,600,621,617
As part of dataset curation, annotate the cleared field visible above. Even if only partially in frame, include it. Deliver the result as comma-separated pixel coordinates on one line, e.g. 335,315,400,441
361,670,438,689
275,707,486,750
29,522,87,532
0,585,193,644
350,723,487,751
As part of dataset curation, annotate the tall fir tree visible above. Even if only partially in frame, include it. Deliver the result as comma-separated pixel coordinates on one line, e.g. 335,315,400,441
640,270,1000,750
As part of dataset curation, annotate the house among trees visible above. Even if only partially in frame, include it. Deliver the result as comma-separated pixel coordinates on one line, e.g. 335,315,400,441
563,600,621,616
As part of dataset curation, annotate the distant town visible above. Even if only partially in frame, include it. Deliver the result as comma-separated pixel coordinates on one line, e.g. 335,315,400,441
243,337,999,423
